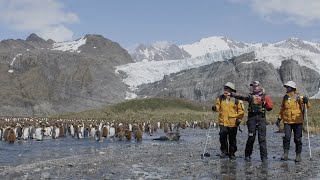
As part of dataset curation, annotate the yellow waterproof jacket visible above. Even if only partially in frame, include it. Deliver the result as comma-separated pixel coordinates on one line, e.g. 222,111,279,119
214,95,245,127
278,91,310,124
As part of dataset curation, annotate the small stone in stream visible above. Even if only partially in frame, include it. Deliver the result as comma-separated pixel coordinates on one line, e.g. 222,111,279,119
22,174,30,180
41,172,50,179
68,163,74,167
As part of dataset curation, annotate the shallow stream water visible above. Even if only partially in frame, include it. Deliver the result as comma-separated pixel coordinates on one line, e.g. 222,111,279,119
0,125,319,179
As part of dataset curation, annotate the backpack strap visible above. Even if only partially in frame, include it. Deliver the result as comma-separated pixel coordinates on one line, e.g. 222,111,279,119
219,95,239,113
282,93,304,112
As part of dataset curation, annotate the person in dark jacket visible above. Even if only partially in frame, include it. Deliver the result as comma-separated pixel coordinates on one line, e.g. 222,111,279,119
231,81,273,163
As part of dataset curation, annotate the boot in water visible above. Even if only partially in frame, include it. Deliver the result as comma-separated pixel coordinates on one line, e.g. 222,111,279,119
295,153,301,162
281,150,289,161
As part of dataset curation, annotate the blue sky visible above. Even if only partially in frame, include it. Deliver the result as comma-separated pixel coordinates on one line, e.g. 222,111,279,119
0,0,320,48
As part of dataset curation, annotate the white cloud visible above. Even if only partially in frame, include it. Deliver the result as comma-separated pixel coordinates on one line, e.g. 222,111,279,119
152,41,172,49
232,0,320,26
0,0,78,42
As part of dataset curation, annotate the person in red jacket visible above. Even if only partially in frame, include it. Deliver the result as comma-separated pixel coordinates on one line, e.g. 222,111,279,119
231,81,273,163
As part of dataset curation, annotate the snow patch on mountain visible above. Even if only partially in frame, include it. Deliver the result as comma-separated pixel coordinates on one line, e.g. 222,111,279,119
52,37,86,53
10,54,22,66
125,92,138,100
311,88,320,99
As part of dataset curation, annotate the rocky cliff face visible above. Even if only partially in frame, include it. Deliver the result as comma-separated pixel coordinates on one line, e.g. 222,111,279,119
0,34,133,116
279,59,320,96
137,52,320,101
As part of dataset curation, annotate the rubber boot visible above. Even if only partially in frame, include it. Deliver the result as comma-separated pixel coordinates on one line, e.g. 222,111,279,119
229,154,236,160
220,152,228,159
295,153,301,162
244,156,251,162
281,150,289,161
261,157,268,163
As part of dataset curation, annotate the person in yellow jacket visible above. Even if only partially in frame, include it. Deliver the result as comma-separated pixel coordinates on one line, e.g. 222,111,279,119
276,81,310,162
212,82,245,160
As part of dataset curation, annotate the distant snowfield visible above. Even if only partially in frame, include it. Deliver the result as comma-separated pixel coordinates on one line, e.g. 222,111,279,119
254,47,320,71
52,37,87,53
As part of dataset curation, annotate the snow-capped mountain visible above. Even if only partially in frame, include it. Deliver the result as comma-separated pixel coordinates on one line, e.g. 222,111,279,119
272,38,320,54
131,42,191,62
52,34,132,66
179,36,320,59
180,36,250,58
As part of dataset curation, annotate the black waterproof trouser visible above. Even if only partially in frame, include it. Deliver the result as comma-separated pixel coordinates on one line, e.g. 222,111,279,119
245,112,267,160
283,123,303,154
219,126,238,156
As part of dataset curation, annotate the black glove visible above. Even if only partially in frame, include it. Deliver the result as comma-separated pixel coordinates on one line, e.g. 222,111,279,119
248,94,253,103
211,106,217,111
236,119,241,126
275,118,281,128
303,96,308,104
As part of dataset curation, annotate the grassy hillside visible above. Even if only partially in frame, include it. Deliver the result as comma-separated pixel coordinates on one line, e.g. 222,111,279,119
52,98,215,122
52,97,320,132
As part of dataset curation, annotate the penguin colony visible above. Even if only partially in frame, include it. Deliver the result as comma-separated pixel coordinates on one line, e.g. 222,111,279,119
0,117,217,143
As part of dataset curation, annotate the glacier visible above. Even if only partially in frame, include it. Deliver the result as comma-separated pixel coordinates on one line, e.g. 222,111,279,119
115,49,247,90
121,35,320,95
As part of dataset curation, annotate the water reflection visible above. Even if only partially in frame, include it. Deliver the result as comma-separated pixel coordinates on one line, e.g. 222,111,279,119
220,159,238,180
259,162,269,179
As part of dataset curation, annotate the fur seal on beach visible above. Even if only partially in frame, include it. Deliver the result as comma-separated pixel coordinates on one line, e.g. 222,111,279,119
153,131,180,141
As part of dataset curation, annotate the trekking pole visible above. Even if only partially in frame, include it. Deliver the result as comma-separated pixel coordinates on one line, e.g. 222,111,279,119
304,104,312,160
201,126,211,159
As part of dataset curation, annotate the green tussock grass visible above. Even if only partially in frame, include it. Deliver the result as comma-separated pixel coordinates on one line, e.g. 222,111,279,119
51,97,217,123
